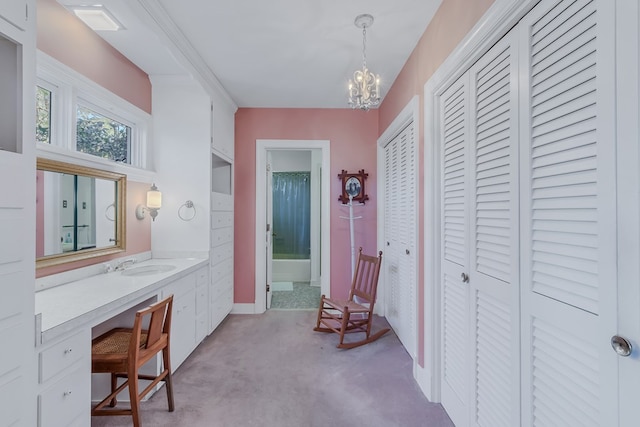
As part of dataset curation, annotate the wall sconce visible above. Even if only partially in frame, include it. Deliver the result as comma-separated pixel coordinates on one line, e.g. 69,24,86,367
136,184,162,221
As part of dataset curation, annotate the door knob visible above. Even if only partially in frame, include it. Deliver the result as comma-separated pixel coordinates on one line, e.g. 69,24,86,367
611,335,632,357
461,272,469,283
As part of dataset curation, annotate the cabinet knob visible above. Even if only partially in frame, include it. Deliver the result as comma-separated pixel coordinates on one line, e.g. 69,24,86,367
63,390,72,397
64,348,72,354
405,249,410,255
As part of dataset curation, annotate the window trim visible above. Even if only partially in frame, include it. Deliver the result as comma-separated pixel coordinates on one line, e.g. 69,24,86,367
36,51,153,178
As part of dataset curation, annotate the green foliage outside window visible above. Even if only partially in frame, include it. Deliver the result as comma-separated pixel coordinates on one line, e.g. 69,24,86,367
76,106,130,163
36,86,51,144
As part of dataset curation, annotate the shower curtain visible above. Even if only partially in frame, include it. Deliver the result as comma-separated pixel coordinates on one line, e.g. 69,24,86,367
272,172,310,259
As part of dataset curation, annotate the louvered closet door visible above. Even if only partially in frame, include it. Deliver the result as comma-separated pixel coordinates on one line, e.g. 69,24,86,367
384,121,417,357
518,1,618,425
468,30,519,427
384,135,400,338
440,72,471,427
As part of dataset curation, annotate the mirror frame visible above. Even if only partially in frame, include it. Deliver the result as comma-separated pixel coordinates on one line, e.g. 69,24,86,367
36,158,127,269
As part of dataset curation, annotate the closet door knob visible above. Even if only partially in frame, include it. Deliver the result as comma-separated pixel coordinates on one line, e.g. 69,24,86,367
461,272,469,283
405,249,410,255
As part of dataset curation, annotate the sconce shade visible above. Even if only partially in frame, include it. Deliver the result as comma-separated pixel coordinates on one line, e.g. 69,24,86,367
147,184,162,209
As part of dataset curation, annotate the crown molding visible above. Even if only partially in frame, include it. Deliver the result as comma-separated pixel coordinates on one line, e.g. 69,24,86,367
134,0,238,112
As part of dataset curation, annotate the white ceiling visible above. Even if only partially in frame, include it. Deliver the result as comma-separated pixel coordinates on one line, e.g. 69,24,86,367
64,0,443,108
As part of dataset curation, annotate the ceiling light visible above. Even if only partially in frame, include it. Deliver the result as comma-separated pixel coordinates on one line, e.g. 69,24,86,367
348,14,381,111
69,5,123,31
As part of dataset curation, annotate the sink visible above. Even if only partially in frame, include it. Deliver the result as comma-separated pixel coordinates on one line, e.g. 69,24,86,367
121,264,176,276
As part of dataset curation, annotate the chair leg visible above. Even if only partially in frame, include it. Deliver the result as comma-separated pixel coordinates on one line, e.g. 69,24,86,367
338,309,350,347
315,295,325,329
128,367,141,427
163,347,175,412
109,373,118,407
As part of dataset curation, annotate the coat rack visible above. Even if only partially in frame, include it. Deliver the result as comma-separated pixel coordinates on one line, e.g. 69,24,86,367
338,170,368,277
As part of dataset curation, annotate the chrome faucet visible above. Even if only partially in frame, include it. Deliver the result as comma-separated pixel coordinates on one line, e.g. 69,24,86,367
114,258,136,271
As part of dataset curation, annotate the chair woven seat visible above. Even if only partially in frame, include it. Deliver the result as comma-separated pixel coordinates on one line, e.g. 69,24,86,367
92,330,148,355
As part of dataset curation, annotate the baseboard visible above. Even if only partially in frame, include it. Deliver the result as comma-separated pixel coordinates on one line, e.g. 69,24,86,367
310,279,321,287
414,361,436,403
231,303,257,314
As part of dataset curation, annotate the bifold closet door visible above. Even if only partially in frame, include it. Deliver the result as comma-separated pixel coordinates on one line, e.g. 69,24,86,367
518,0,619,425
383,120,417,358
440,28,519,427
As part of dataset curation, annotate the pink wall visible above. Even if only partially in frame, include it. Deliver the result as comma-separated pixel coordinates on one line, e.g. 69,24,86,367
37,181,152,278
378,0,495,366
36,0,152,114
234,108,379,303
35,0,153,278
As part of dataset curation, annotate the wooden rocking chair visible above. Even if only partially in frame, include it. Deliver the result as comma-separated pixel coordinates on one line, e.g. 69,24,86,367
314,247,390,349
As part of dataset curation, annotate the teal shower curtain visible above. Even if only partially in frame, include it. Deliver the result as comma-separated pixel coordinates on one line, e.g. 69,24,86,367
272,172,310,259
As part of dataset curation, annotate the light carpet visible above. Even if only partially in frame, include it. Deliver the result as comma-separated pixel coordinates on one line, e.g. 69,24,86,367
92,310,453,427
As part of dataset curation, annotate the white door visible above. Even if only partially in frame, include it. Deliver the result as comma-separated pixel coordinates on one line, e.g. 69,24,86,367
467,30,520,427
383,120,417,358
518,0,619,425
439,72,471,427
266,152,273,309
616,2,640,424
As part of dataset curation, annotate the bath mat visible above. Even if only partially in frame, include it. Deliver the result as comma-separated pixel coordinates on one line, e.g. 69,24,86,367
271,281,294,291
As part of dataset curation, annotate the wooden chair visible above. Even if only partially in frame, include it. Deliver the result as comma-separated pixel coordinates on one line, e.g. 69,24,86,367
91,295,175,427
314,248,390,349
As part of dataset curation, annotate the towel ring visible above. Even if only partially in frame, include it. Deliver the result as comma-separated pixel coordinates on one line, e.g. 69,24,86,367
178,200,196,221
105,203,115,222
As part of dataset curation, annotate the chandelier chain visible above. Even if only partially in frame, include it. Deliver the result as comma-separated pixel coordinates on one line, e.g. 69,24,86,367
362,26,367,70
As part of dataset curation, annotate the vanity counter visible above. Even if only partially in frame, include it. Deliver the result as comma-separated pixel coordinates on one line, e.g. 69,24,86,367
35,258,208,344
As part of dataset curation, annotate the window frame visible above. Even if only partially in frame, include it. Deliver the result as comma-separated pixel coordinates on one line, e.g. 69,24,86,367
36,51,152,176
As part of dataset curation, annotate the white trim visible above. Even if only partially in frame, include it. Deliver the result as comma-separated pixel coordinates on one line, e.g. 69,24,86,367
414,361,434,402
255,140,331,314
423,0,537,403
231,303,257,315
36,50,153,170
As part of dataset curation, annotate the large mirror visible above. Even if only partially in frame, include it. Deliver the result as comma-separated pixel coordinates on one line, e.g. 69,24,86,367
36,158,126,268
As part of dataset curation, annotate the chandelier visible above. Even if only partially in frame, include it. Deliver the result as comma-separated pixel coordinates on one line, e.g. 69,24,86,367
348,14,380,111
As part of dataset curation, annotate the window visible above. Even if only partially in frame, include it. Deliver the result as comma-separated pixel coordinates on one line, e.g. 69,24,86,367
76,105,131,163
36,86,52,144
36,53,150,169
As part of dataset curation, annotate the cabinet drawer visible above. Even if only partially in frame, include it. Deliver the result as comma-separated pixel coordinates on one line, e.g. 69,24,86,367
196,312,208,342
211,226,233,247
39,331,86,383
211,242,232,266
211,260,232,281
211,194,233,211
196,267,208,288
163,272,196,299
196,284,208,315
39,368,88,427
211,211,233,229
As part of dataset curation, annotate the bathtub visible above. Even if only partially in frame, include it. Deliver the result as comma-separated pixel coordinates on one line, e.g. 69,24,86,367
272,259,310,282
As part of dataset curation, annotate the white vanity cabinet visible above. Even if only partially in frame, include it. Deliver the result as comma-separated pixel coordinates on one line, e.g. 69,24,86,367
162,271,197,371
37,329,91,427
210,192,234,331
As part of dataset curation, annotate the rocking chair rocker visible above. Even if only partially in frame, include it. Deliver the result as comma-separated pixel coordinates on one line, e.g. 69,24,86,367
314,247,390,349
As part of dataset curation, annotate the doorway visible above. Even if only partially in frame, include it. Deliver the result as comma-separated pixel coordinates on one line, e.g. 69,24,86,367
255,140,331,313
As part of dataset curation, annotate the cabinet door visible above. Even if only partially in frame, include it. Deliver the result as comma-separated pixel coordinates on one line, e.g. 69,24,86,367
170,288,196,370
0,1,27,30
